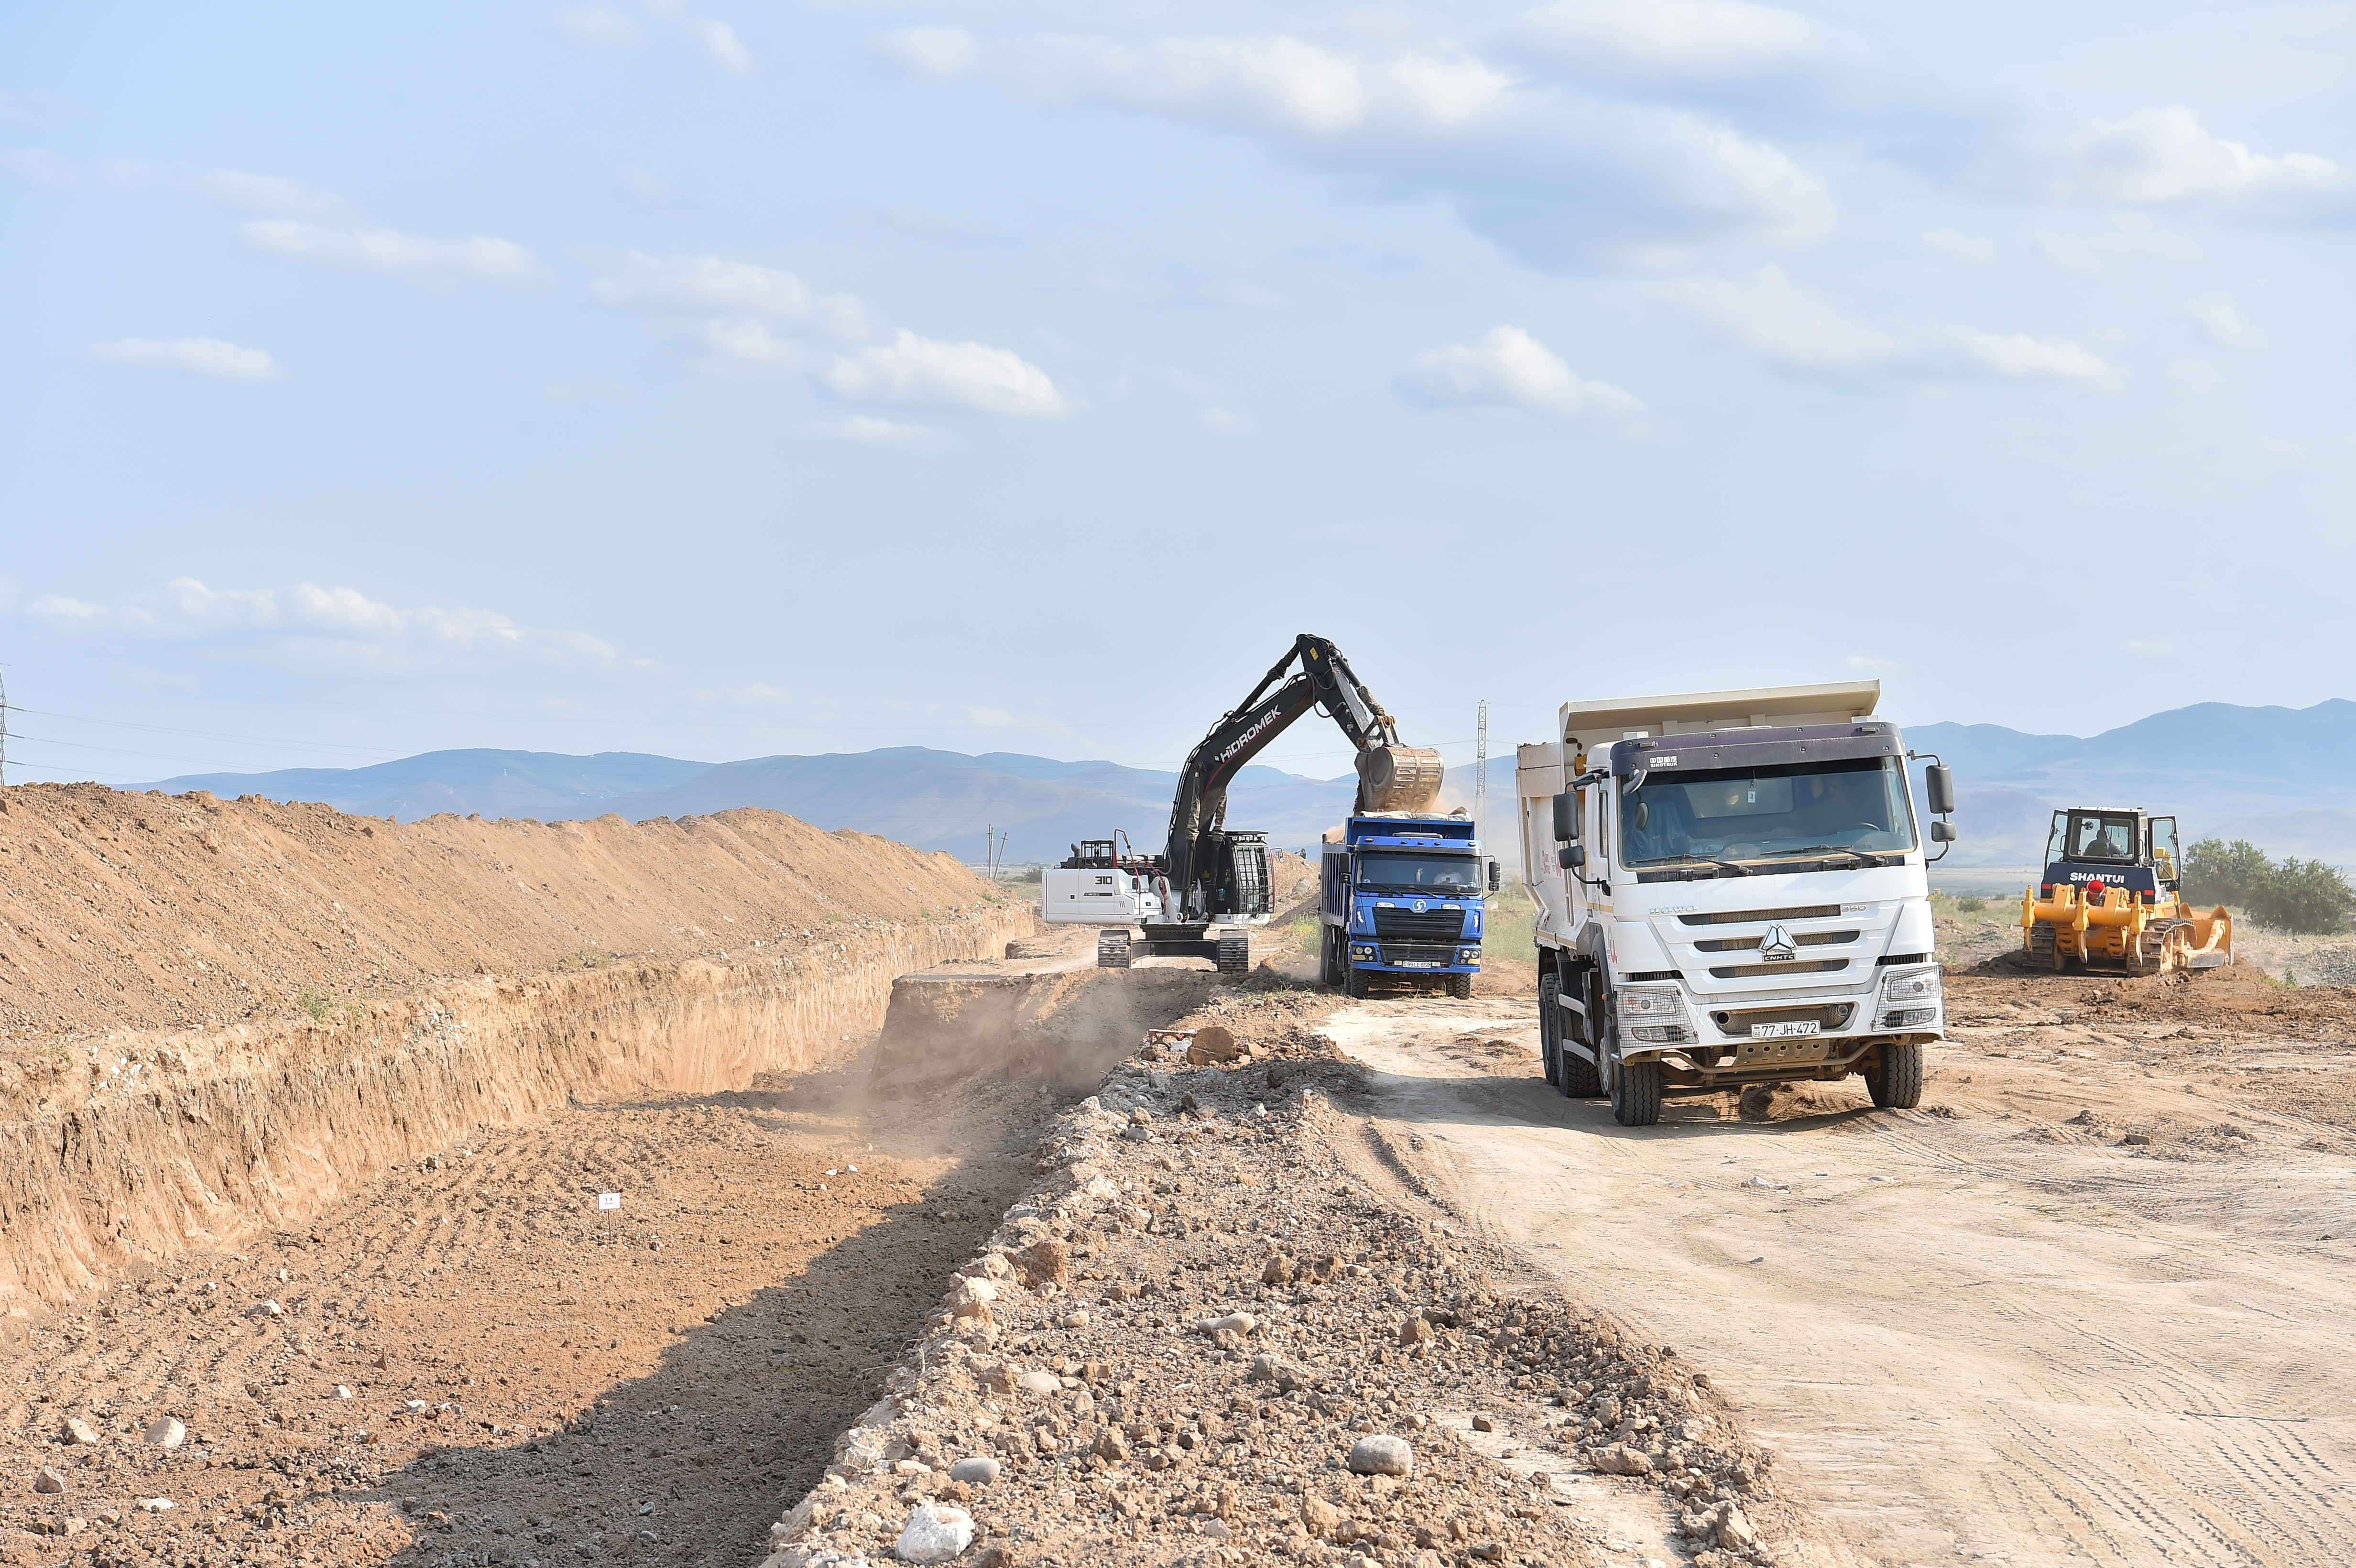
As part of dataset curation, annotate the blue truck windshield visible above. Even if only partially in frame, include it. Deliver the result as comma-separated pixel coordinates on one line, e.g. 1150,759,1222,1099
1353,852,1483,893
1620,755,1918,866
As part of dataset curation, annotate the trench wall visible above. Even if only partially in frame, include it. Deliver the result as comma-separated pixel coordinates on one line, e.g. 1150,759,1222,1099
0,907,1031,1310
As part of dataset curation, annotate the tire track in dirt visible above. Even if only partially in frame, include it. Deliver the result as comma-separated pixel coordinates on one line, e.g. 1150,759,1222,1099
0,1053,1063,1568
1317,997,2356,1568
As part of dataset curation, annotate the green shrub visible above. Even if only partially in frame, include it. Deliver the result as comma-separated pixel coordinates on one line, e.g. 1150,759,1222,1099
1956,896,1987,914
296,987,336,1021
2183,838,2356,934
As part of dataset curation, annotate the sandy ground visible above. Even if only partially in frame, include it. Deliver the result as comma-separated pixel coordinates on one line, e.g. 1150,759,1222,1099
0,1043,1064,1568
1316,970,2356,1568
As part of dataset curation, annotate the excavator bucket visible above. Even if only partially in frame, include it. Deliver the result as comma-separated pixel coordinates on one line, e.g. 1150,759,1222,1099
1357,746,1446,814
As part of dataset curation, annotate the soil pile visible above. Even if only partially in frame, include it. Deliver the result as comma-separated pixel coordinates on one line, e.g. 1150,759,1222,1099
759,1032,1805,1568
0,783,1003,1043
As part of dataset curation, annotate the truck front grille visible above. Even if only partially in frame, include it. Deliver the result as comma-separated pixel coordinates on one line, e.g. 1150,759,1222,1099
1372,908,1467,942
1377,943,1459,967
1677,905,1841,926
1705,958,1852,980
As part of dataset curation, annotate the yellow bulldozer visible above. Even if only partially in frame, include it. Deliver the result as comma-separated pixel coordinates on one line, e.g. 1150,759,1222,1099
2019,807,2232,977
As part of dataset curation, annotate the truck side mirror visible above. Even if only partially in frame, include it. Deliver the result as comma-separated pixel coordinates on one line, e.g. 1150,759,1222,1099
1925,764,1956,817
1931,821,1958,843
1560,845,1587,871
1487,859,1501,892
1551,791,1577,843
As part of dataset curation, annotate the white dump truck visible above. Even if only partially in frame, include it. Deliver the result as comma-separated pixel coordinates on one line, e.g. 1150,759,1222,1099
1516,681,1957,1127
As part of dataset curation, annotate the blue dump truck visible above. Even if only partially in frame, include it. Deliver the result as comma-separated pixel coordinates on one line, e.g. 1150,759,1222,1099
1316,813,1499,999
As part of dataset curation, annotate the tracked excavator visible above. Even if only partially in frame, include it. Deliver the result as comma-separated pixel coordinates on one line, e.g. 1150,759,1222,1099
1043,634,1444,971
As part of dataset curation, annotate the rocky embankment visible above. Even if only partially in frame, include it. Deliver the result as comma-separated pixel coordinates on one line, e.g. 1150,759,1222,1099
759,996,1812,1568
0,784,1032,1309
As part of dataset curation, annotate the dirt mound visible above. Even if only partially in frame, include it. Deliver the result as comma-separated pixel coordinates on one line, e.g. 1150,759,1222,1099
0,782,1004,1044
872,969,1226,1092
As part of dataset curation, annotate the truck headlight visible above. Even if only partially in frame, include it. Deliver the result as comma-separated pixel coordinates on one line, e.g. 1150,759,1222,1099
1458,947,1481,966
1878,965,1942,1030
1879,966,1942,1003
1618,984,1694,1045
1350,944,1378,962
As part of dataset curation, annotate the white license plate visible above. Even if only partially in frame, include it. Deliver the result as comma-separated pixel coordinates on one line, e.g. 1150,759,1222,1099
1751,1021,1821,1039
1394,960,1441,969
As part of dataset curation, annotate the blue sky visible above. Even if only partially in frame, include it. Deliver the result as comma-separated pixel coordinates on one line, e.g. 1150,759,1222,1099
4,1,2352,789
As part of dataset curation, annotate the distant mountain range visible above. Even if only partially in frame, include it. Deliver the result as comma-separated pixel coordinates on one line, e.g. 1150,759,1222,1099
140,746,1360,864
134,699,2356,869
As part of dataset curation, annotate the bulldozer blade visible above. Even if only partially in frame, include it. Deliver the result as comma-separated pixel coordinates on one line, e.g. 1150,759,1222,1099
1358,745,1445,813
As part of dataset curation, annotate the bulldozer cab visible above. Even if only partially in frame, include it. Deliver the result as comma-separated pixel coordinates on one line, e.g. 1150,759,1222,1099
2043,809,2181,889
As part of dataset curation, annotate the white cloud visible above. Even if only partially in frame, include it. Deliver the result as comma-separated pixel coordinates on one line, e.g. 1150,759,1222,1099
551,7,643,49
188,169,345,216
685,16,754,73
1922,227,1994,262
592,252,874,339
1397,325,1645,420
696,318,814,374
2171,358,2216,392
2187,298,2258,348
1498,0,1832,84
800,416,956,449
91,337,283,381
0,147,75,186
820,330,1073,419
30,577,617,668
2055,108,2346,216
1654,267,2117,388
1198,407,1256,435
878,27,1835,269
240,220,538,280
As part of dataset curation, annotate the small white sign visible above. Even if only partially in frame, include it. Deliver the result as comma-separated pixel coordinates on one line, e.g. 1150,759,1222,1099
1840,902,1877,916
598,1193,622,1211
1652,755,1680,768
1752,1021,1821,1039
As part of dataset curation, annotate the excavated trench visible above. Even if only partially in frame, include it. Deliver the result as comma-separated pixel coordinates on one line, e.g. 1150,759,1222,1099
0,952,1220,1568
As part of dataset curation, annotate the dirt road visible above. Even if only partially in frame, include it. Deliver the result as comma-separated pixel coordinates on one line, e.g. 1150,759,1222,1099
1320,973,2356,1568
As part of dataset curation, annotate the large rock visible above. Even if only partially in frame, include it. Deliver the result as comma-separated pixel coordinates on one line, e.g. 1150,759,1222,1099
34,1466,65,1494
1587,1444,1653,1476
61,1417,100,1446
1347,1435,1414,1477
1015,1370,1062,1397
1299,1496,1344,1538
894,1503,974,1564
143,1417,185,1449
1013,1239,1069,1289
1187,1026,1242,1065
946,1456,999,1485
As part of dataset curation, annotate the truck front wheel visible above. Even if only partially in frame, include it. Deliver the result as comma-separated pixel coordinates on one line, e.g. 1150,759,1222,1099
1445,973,1473,1000
1610,1057,1662,1126
1343,962,1370,1000
1865,1040,1924,1109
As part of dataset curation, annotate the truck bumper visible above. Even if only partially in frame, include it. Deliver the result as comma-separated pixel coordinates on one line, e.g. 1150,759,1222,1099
1348,940,1480,974
1614,1031,1942,1088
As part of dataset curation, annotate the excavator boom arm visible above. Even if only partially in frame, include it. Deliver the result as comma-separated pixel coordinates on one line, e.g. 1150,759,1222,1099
1162,634,1440,900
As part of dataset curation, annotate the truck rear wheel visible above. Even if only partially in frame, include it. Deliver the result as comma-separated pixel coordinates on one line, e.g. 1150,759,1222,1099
1097,929,1132,969
1610,1058,1661,1126
1319,926,1341,987
1866,1040,1924,1109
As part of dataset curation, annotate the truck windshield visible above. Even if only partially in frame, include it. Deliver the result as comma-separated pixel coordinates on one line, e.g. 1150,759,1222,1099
1619,755,1918,867
1353,853,1483,894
